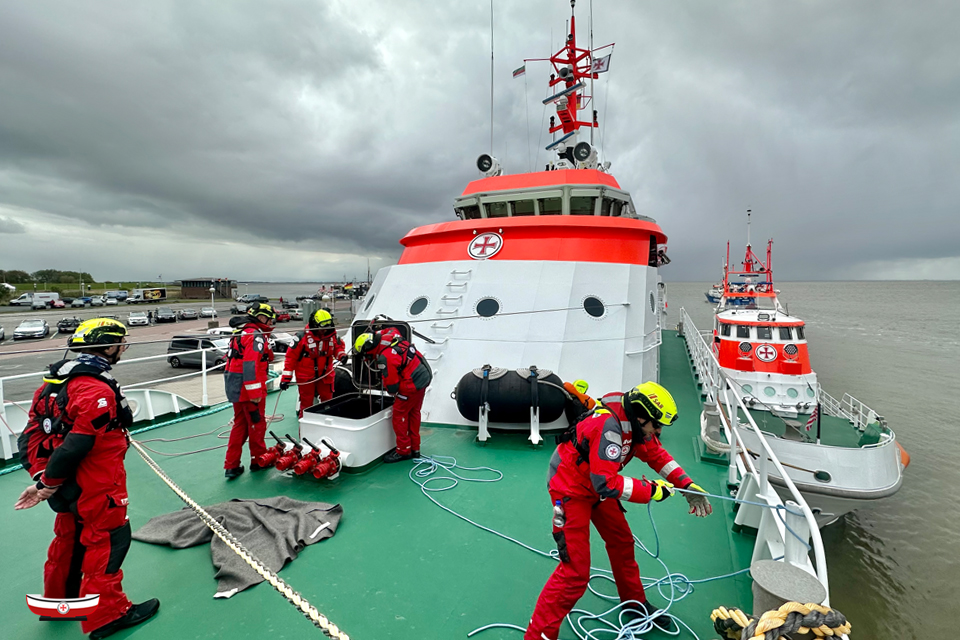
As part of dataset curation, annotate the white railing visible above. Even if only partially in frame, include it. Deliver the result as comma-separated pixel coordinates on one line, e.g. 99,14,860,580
681,307,832,604
625,323,662,356
820,389,884,432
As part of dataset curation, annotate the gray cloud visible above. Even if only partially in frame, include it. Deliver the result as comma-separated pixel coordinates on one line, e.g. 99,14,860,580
0,215,26,234
0,0,957,280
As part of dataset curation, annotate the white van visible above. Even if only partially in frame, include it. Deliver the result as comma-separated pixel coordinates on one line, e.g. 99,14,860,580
11,292,60,307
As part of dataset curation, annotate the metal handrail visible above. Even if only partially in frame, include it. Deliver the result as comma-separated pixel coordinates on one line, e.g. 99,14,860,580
681,307,831,603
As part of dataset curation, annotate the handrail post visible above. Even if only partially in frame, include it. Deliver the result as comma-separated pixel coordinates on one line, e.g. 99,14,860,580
783,499,811,569
201,348,208,406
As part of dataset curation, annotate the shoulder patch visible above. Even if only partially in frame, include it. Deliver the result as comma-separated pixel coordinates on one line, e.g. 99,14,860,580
601,442,622,461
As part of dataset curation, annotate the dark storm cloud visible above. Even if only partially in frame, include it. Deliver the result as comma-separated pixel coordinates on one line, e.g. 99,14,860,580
0,0,957,280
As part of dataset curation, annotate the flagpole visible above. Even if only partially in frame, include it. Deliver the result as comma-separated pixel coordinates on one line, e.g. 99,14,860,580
816,402,822,445
589,0,595,146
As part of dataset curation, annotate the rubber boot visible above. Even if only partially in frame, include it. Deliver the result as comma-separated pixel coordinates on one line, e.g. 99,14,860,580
383,450,413,463
224,466,245,479
89,599,160,639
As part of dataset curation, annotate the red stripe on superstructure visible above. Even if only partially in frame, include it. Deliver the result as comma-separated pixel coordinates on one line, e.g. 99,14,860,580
398,216,666,266
460,169,622,196
717,318,805,327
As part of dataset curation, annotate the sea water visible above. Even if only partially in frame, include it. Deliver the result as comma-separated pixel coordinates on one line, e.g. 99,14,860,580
669,280,960,638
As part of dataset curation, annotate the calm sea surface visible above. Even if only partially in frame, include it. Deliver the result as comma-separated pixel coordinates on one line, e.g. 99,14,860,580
257,280,958,635
668,280,960,638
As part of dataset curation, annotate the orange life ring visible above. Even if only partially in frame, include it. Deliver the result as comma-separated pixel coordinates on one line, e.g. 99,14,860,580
895,441,911,469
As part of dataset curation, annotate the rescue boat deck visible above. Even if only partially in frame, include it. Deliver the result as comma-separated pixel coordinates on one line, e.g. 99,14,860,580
1,332,756,639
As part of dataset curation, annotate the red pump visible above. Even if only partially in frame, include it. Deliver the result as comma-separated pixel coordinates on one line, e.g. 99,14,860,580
311,437,342,480
293,439,322,476
257,431,288,469
274,434,303,471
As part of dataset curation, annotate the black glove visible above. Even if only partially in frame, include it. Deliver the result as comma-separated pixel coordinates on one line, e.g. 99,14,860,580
250,410,262,424
338,355,349,365
279,380,290,391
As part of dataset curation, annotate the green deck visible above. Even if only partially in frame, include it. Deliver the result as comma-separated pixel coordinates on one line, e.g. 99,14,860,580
1,332,755,639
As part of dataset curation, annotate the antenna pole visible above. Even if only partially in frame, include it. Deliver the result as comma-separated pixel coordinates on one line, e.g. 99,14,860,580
589,0,595,146
746,209,752,247
490,0,495,155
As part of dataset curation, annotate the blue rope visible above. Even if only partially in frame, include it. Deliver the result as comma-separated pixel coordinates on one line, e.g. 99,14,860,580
409,454,796,640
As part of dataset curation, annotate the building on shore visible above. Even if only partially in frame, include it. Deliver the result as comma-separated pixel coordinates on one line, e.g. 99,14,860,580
178,277,237,300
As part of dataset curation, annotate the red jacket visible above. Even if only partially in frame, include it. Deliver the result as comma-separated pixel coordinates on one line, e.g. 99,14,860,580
224,323,274,403
38,375,131,513
281,329,345,386
547,392,692,504
367,335,432,397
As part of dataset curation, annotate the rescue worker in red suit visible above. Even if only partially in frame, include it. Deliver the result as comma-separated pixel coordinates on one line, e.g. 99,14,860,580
524,382,713,640
279,309,346,417
223,302,275,479
354,329,432,463
14,318,160,639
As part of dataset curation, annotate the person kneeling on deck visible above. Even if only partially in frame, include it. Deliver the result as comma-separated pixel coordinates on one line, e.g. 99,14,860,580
354,330,432,463
14,318,160,639
223,303,276,479
524,382,713,640
279,309,345,418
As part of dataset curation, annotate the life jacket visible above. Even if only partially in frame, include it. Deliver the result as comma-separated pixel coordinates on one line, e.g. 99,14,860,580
18,359,133,481
226,317,271,364
555,398,618,465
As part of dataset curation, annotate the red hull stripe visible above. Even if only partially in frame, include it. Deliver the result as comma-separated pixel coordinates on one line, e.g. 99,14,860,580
399,217,666,266
461,169,622,196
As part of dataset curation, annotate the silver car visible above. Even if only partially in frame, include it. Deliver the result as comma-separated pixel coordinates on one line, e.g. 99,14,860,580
167,335,230,369
13,319,50,340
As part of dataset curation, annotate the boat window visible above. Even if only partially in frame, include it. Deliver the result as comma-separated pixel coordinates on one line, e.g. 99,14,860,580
757,326,772,340
763,386,777,397
476,298,500,318
364,294,376,312
787,388,799,398
538,196,562,215
409,297,429,316
570,196,596,216
599,198,613,216
736,325,751,339
720,324,731,337
796,325,805,340
457,205,481,220
485,202,510,218
806,387,816,398
779,327,793,340
610,200,623,217
583,296,605,318
741,384,753,395
513,200,535,216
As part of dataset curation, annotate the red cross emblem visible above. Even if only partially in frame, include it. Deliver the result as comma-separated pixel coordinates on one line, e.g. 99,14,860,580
468,232,503,259
755,344,777,362
57,602,70,615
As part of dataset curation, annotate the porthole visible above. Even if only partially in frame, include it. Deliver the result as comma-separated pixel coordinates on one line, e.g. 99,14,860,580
476,297,500,318
787,388,799,399
409,297,429,316
363,293,376,312
763,386,777,397
741,384,753,395
806,387,816,398
649,292,656,313
583,296,605,318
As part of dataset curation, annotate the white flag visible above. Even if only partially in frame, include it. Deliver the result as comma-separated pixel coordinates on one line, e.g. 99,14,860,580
590,53,612,74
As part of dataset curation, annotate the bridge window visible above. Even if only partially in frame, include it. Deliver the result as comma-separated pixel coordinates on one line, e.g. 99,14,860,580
736,325,751,339
570,196,596,215
513,200,535,216
485,202,509,218
720,324,731,337
796,325,805,340
538,196,562,215
457,205,481,220
609,200,624,217
757,326,772,340
779,327,792,340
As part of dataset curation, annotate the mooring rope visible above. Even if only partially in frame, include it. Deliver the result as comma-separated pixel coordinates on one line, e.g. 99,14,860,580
128,438,349,639
711,602,851,640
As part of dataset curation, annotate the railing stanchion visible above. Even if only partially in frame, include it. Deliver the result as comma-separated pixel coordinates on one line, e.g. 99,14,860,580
201,348,209,406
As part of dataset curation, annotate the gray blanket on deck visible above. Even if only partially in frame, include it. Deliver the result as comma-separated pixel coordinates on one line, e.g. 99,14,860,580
133,496,342,598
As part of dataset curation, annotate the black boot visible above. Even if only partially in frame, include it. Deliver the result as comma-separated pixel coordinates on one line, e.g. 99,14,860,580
89,599,160,639
250,461,267,472
412,450,421,459
383,450,413,463
624,600,675,632
224,465,244,479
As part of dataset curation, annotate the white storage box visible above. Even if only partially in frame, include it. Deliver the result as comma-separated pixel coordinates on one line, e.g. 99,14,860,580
298,393,395,468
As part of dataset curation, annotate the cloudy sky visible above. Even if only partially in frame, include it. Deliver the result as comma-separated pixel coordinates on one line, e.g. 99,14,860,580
0,0,957,282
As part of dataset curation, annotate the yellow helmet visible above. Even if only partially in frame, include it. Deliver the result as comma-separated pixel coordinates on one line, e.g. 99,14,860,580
246,302,276,323
309,309,334,330
623,381,678,426
354,332,376,355
68,318,128,348
573,380,589,395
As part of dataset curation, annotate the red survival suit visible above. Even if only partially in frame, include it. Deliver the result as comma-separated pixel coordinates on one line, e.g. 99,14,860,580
23,358,136,634
281,328,345,418
223,318,274,469
366,330,432,455
524,392,693,640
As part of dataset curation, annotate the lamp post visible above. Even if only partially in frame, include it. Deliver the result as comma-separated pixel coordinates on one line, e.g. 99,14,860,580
209,285,216,313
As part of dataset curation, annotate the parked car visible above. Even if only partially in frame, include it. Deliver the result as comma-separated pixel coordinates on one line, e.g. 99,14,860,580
167,335,230,369
57,317,82,334
199,307,218,318
276,311,291,323
0,325,5,341
155,307,178,323
281,300,298,309
178,308,199,320
230,304,246,315
52,299,66,309
206,327,235,338
127,311,149,327
291,308,303,320
90,296,105,307
13,319,50,340
31,299,48,310
272,331,296,353
70,298,86,308
105,297,118,306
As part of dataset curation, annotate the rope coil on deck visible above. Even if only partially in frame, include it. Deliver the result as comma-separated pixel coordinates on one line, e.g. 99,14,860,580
128,439,349,639
711,602,851,639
